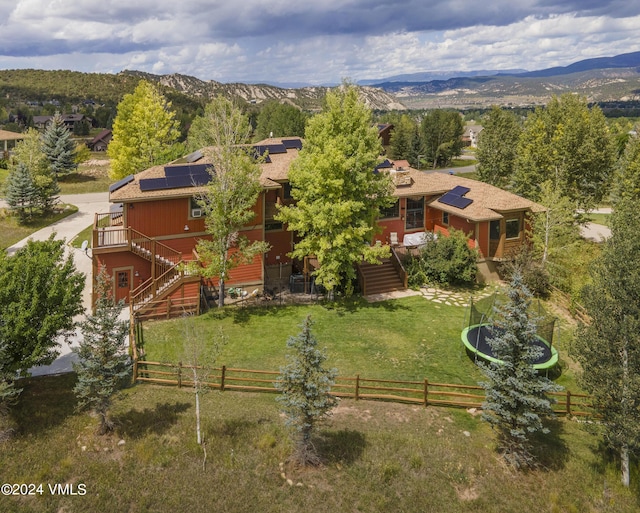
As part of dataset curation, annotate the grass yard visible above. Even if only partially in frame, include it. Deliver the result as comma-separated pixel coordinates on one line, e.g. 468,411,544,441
1,373,638,513
57,156,112,194
0,205,79,250
70,223,93,248
141,295,581,392
586,213,611,227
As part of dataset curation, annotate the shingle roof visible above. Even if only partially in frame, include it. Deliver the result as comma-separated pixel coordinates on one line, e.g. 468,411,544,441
108,139,544,223
109,137,302,202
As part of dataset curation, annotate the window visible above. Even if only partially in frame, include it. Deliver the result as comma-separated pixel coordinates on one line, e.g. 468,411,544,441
380,200,400,219
117,271,129,289
405,197,424,230
442,211,449,225
265,221,283,231
505,218,520,239
283,182,293,200
490,220,500,240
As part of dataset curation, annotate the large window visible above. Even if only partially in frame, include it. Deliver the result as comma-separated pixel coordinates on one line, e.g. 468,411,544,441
505,218,521,239
405,197,424,230
380,200,400,219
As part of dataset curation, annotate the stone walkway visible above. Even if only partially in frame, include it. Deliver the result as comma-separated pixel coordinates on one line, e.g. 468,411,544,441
366,284,498,306
419,285,496,307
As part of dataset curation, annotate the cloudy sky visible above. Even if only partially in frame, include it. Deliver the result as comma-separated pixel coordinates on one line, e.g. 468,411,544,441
1,1,640,85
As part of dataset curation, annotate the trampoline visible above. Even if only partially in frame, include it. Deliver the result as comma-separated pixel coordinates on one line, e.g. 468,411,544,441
461,293,559,372
461,324,558,371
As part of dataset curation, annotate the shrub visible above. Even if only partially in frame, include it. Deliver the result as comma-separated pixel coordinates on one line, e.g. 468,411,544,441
406,229,478,287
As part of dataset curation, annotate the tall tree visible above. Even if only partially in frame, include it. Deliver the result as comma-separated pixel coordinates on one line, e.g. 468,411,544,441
419,110,464,169
107,80,182,180
41,112,77,177
0,236,84,376
4,161,39,221
276,83,395,296
480,271,561,469
476,106,522,187
388,114,421,167
514,93,614,209
276,315,337,466
73,268,131,435
573,198,640,487
10,128,59,213
611,131,640,203
254,101,308,140
191,96,270,307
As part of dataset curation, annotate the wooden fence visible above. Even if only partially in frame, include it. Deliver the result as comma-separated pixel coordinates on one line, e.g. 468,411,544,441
133,360,595,417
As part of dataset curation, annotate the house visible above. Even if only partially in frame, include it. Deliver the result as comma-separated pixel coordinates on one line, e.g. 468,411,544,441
88,129,112,151
462,125,483,147
92,138,542,316
377,123,394,146
33,114,92,131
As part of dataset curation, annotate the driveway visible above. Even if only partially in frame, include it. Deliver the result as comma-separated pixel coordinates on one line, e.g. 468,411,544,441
3,192,128,376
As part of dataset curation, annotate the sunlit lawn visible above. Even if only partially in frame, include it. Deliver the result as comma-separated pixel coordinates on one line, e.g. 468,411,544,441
142,294,581,391
0,204,78,249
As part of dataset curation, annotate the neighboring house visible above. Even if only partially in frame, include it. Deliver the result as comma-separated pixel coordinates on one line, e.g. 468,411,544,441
92,138,542,316
0,128,25,158
88,129,112,151
462,125,483,147
33,114,92,130
377,123,394,146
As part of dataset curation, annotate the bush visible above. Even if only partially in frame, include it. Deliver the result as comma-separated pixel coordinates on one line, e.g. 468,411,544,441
500,246,550,298
406,229,478,287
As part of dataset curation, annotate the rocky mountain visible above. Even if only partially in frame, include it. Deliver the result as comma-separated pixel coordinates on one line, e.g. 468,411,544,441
122,70,405,111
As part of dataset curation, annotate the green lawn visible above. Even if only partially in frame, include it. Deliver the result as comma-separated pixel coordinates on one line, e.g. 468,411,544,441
586,213,611,227
70,223,94,248
0,205,79,249
141,295,581,391
1,373,638,513
57,155,112,194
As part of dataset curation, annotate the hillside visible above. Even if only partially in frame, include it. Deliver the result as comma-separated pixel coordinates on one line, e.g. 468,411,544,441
373,51,640,109
0,69,405,113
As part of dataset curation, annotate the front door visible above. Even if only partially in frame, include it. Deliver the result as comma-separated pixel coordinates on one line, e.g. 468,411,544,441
115,269,132,303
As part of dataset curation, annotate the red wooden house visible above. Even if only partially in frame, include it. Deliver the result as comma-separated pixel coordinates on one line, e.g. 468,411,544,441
92,137,543,315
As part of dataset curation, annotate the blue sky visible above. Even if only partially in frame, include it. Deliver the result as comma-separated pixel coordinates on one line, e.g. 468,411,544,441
1,1,639,85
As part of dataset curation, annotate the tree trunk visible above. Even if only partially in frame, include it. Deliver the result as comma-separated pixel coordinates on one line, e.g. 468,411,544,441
621,443,630,487
195,389,202,445
218,277,225,308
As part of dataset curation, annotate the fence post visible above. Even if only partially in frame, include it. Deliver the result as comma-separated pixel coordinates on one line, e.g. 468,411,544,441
132,359,138,384
424,378,429,407
177,361,182,388
166,298,172,320
566,390,571,416
220,365,226,392
355,374,360,401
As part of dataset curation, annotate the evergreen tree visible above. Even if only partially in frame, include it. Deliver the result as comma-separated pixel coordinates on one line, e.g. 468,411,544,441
73,268,130,434
476,106,522,187
41,112,77,177
419,110,464,169
254,101,308,140
388,114,421,167
190,96,270,307
107,80,181,179
276,83,395,296
4,161,38,221
276,315,337,466
573,198,640,487
480,272,561,469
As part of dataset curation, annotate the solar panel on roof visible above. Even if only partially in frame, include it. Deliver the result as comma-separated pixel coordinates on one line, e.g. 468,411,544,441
438,192,473,209
375,159,393,170
109,174,135,193
282,139,302,150
185,150,204,163
449,185,470,196
139,177,171,191
165,163,212,177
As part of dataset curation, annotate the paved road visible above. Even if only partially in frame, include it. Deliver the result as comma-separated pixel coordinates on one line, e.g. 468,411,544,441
3,192,127,376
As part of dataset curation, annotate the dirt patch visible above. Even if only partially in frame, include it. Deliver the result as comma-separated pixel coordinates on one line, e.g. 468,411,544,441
455,485,480,501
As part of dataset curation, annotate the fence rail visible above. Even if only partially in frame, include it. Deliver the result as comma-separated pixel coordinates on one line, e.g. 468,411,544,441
133,360,595,416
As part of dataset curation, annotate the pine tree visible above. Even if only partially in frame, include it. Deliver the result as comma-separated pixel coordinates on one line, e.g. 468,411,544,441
480,271,562,469
573,198,640,487
4,161,38,221
276,315,337,466
73,268,131,434
41,112,77,177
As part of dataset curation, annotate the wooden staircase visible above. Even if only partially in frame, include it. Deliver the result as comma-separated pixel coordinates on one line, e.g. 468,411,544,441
127,230,200,314
358,255,407,296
